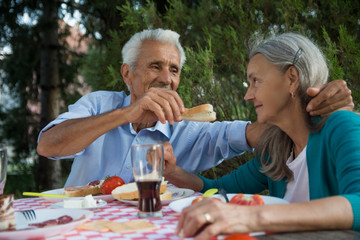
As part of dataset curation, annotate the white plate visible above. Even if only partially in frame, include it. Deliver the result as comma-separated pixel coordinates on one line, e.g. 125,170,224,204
169,194,288,212
50,199,107,209
41,188,113,203
116,187,195,206
0,209,93,239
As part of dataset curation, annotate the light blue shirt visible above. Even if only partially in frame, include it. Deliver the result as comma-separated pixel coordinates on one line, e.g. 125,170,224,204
38,91,251,187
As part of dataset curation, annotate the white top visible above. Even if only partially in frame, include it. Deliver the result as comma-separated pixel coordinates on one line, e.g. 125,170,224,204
283,146,310,203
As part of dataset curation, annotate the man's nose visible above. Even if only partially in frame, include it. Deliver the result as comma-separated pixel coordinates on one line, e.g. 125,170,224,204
158,69,172,85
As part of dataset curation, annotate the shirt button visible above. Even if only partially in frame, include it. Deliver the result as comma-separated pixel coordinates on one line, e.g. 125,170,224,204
136,137,140,142
126,165,131,169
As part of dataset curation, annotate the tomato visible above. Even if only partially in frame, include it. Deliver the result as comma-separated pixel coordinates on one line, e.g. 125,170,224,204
229,194,264,206
224,234,256,240
101,176,125,195
191,197,204,205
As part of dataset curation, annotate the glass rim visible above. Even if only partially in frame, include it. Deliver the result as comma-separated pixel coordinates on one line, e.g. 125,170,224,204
131,143,163,148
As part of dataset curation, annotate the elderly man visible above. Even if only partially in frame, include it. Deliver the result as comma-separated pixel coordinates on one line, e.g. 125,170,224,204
37,28,353,187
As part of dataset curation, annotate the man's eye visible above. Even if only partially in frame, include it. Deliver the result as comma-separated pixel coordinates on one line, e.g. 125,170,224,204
171,68,179,74
151,65,160,70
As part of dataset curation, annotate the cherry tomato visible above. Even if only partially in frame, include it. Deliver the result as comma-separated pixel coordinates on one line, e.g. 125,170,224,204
224,234,256,240
101,176,125,195
229,194,264,206
191,197,204,205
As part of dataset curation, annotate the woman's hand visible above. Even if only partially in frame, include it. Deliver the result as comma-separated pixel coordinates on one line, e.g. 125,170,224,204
163,141,178,177
176,198,259,239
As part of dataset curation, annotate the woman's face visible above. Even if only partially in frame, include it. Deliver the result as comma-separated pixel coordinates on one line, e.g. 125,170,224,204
244,54,293,125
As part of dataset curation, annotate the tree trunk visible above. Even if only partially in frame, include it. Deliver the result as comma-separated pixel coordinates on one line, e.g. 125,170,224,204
37,0,62,191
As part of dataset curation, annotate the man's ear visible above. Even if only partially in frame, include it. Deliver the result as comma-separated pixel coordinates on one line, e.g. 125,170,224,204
287,66,300,93
121,64,132,85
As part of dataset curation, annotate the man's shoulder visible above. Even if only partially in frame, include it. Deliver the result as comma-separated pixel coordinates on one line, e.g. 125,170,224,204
85,90,128,99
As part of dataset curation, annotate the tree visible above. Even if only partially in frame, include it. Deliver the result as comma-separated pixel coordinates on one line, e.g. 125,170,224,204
81,0,360,178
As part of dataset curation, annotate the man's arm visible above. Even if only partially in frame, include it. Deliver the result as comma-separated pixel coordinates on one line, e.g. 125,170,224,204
245,80,355,148
37,88,184,158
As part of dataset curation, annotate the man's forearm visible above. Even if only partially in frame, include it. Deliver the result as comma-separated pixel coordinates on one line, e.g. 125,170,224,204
37,107,131,157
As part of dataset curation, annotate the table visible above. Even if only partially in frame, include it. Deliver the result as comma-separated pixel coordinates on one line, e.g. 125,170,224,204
13,197,360,240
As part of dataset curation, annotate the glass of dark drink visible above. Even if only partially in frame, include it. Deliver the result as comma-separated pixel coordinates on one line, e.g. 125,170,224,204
131,143,164,218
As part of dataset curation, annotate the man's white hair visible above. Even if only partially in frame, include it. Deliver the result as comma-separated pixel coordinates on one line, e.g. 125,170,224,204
122,28,186,71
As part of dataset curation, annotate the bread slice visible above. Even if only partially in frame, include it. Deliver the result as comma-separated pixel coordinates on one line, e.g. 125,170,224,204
159,189,172,201
112,180,168,200
0,194,16,231
63,180,104,197
182,104,216,122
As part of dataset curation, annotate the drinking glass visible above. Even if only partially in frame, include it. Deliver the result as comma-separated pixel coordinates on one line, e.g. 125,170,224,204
131,143,164,218
0,147,7,195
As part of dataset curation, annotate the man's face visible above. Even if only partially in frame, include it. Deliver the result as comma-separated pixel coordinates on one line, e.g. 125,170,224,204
126,40,181,102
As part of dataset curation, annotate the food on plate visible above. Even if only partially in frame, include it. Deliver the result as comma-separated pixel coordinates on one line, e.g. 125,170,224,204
76,220,158,233
229,194,264,206
0,194,16,231
63,180,104,197
224,233,256,240
101,176,125,195
29,215,74,228
111,179,171,200
181,104,216,122
191,196,204,205
63,195,97,208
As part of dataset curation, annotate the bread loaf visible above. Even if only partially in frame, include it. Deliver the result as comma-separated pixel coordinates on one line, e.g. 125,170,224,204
112,180,170,200
181,104,216,122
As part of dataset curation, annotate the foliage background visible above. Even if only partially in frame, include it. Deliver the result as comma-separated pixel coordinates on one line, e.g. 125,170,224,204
1,0,359,197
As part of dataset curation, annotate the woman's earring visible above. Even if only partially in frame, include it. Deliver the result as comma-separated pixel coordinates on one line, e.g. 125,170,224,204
291,92,295,98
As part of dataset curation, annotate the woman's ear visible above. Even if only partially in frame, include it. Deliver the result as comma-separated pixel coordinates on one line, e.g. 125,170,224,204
287,66,300,93
121,64,132,85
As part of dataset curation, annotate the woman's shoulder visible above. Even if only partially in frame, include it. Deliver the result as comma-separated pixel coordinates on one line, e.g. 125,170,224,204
321,110,360,137
327,110,360,125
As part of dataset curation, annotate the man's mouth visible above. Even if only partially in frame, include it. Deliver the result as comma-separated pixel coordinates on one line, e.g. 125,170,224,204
149,83,172,90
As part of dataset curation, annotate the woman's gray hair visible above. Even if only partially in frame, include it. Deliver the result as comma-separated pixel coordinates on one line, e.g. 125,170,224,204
249,33,329,181
122,28,186,71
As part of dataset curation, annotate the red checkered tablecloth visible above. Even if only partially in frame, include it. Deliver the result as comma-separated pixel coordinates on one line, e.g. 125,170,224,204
14,195,200,240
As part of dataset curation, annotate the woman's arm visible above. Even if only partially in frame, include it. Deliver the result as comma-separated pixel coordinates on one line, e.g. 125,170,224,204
163,142,204,192
176,195,353,239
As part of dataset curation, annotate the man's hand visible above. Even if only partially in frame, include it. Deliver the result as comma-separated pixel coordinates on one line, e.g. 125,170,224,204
125,88,185,125
306,80,354,116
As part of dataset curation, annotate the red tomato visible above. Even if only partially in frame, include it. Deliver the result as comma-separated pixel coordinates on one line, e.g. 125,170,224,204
224,234,256,240
191,197,204,205
101,176,125,195
229,194,264,206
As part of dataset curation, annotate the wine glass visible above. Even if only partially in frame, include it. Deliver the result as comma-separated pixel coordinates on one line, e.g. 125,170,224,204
0,147,7,195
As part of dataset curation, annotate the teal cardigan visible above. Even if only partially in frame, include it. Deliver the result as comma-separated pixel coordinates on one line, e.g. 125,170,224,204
199,111,360,231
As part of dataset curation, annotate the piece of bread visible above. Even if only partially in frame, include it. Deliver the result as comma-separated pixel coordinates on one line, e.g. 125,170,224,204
63,180,104,197
112,180,168,200
0,194,16,231
181,104,216,122
159,189,172,201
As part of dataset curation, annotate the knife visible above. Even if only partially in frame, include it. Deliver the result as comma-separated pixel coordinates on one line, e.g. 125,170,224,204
23,192,69,198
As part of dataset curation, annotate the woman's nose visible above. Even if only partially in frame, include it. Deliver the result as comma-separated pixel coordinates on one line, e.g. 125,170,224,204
244,87,255,101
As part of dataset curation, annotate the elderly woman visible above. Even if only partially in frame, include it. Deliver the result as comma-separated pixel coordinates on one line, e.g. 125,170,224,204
163,33,360,239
